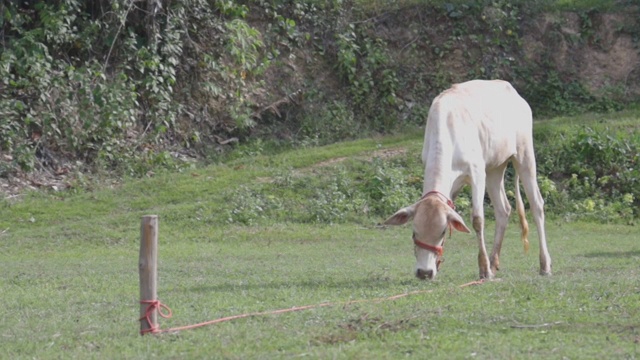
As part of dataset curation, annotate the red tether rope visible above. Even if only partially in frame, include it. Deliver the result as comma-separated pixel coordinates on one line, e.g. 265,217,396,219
139,280,484,335
138,192,476,335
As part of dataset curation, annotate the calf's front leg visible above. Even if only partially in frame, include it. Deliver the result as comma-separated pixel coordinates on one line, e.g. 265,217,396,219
471,179,493,279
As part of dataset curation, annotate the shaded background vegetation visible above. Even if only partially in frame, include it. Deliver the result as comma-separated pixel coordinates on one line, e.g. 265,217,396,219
0,0,639,222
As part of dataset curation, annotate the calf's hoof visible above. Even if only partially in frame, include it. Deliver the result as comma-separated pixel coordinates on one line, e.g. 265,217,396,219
479,269,494,280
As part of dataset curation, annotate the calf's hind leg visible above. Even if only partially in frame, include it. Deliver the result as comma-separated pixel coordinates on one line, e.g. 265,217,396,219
513,157,552,275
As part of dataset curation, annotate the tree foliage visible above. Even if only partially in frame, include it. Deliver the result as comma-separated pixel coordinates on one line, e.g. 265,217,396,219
0,0,279,176
0,0,637,180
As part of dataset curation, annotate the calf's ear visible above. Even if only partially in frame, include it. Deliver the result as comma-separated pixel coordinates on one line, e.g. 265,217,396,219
447,210,471,233
383,205,417,225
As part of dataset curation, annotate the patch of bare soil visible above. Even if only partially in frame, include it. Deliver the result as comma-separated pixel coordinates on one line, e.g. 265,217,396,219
254,148,410,184
306,147,408,170
580,14,640,96
1,148,73,199
305,148,408,170
0,168,70,201
522,11,640,98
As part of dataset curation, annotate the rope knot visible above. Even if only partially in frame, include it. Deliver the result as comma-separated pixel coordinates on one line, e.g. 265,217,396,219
140,300,173,335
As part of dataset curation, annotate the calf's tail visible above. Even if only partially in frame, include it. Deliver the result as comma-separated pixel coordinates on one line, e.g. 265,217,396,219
515,174,530,253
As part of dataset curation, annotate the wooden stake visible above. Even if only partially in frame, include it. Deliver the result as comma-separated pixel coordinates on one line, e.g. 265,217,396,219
139,215,158,335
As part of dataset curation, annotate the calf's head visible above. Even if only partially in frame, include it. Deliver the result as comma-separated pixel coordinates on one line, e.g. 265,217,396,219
384,196,470,280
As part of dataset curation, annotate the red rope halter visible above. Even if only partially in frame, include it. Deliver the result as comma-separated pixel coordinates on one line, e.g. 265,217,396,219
414,191,456,270
412,233,444,257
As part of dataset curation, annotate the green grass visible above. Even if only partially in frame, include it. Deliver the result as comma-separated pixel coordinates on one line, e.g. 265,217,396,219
1,222,638,359
1,117,640,359
536,107,640,133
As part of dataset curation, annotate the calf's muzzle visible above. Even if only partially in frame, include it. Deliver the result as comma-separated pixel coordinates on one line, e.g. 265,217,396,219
416,268,434,280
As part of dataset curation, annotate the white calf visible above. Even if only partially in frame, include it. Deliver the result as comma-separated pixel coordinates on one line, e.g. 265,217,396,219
384,79,552,280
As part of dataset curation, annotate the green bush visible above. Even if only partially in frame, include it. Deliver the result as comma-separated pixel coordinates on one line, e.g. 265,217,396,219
535,125,639,223
308,172,369,223
225,184,284,225
357,157,421,216
215,122,640,227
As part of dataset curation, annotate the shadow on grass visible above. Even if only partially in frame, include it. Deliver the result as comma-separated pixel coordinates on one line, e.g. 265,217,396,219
582,250,640,258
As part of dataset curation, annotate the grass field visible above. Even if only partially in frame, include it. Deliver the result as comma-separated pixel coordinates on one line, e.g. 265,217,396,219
1,124,639,359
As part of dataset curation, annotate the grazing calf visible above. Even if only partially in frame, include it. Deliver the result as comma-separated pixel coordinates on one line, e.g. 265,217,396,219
384,80,552,280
